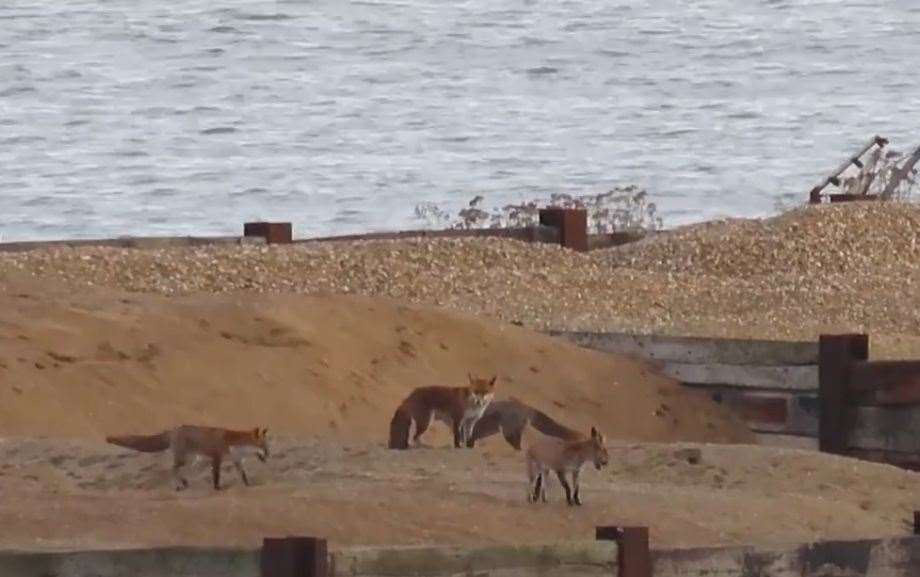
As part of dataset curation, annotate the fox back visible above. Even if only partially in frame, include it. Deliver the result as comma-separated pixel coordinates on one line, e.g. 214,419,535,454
388,374,497,449
173,425,270,461
527,426,609,472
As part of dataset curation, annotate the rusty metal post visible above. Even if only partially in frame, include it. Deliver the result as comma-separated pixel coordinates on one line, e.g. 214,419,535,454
818,334,868,455
261,536,327,577
914,511,920,535
244,222,293,244
539,208,588,252
597,526,651,577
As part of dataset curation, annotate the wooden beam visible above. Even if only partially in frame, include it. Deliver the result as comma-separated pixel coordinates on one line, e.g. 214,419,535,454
662,362,817,391
818,334,868,454
848,360,920,392
850,406,920,454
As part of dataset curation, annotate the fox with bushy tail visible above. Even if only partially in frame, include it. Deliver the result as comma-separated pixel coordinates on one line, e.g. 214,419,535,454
389,374,497,449
106,425,269,490
466,397,584,450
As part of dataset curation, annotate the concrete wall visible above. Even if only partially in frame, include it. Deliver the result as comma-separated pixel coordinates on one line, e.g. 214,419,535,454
0,541,616,577
330,541,617,577
654,536,920,577
2,536,918,577
550,331,820,448
0,546,259,577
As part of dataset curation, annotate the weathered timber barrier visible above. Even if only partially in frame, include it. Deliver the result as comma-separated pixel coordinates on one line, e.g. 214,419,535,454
549,331,820,449
4,522,920,577
819,333,920,470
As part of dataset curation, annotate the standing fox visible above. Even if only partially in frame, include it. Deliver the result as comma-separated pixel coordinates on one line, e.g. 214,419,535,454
526,426,609,506
388,374,497,449
106,425,270,491
465,397,584,450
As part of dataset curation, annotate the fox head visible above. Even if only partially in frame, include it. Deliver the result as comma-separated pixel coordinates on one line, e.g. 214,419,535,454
251,427,270,462
466,373,497,408
589,426,609,471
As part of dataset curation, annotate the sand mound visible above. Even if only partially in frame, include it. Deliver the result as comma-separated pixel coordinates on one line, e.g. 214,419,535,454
0,274,748,443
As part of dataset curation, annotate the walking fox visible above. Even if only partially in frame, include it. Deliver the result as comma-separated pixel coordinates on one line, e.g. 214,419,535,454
106,425,270,491
526,426,609,506
388,374,497,449
465,397,583,450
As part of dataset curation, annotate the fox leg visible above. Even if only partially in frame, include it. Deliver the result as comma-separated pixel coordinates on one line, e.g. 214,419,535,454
572,468,582,506
173,452,189,491
211,455,223,490
540,472,547,502
501,424,523,451
467,412,500,448
526,457,539,503
411,411,431,446
460,417,477,448
556,471,574,506
232,455,250,486
452,420,462,448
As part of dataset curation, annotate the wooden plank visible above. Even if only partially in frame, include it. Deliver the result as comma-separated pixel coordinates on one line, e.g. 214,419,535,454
700,389,818,435
850,406,920,454
754,433,819,451
849,360,920,392
818,334,868,454
549,332,818,366
661,363,817,391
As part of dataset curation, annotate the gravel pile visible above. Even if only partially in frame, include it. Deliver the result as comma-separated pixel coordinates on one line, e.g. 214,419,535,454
3,202,920,339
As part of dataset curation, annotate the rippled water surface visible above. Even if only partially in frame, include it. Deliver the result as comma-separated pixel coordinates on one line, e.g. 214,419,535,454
1,0,919,240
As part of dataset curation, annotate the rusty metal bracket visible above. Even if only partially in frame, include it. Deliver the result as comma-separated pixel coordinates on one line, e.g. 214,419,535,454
261,536,327,577
597,526,652,577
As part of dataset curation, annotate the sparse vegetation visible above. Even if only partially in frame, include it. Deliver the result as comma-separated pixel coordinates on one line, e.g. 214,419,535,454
414,186,664,234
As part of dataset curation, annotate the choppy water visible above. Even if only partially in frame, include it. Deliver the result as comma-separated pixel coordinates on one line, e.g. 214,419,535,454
1,0,919,241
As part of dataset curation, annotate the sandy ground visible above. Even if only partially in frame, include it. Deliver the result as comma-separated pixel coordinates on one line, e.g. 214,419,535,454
1,436,918,551
0,273,746,442
1,268,918,552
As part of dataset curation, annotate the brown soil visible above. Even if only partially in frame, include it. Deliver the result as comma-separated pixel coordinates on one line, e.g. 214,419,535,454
2,242,919,552
1,437,917,551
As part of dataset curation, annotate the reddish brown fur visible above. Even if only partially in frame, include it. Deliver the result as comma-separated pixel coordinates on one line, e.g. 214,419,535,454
526,427,609,506
389,375,496,450
106,425,270,490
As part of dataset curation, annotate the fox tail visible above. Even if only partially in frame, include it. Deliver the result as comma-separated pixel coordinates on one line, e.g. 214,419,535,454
106,431,171,453
529,409,582,441
388,406,411,450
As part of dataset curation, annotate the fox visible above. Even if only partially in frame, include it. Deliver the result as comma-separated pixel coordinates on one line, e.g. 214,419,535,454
526,426,609,506
106,425,270,491
465,397,584,450
388,374,497,450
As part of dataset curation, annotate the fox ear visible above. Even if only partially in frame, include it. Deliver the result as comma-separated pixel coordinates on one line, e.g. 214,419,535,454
261,428,268,438
489,375,497,386
590,426,598,439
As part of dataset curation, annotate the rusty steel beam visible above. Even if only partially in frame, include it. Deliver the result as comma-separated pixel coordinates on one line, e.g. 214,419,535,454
244,222,293,244
539,207,588,252
597,526,652,577
261,536,327,577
